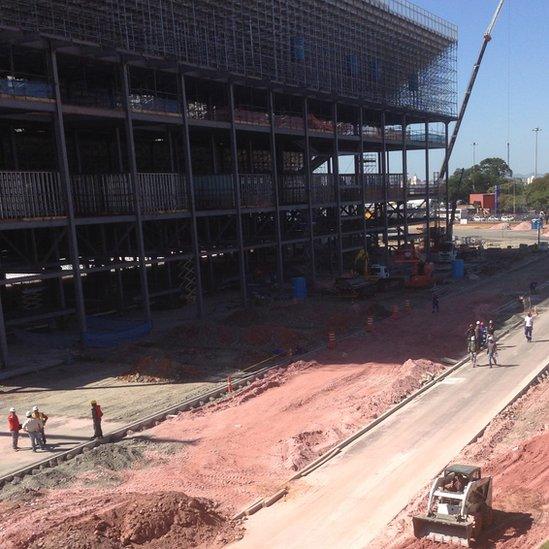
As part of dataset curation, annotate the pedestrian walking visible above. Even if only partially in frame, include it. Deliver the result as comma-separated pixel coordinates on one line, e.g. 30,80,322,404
91,400,103,439
487,320,495,337
480,321,488,348
465,323,475,340
474,321,482,351
31,405,48,446
8,407,22,451
487,336,498,368
23,411,45,451
467,336,477,368
524,312,534,342
431,289,440,313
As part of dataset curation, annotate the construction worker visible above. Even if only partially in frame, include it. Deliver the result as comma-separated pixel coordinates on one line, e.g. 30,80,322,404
480,321,488,348
524,312,534,342
467,336,477,368
487,336,498,368
487,320,495,337
31,405,48,446
91,400,103,439
465,323,475,340
474,321,482,351
23,411,45,452
7,407,22,451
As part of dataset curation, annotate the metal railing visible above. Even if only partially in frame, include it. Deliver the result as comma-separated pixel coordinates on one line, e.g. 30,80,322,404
0,74,53,101
62,89,123,110
72,174,134,216
0,169,442,222
240,174,274,208
194,175,235,210
139,173,187,214
0,171,65,220
280,174,336,205
129,91,180,114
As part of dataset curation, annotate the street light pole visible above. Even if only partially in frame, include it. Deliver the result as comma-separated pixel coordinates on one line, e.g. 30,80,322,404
472,142,477,166
533,127,541,179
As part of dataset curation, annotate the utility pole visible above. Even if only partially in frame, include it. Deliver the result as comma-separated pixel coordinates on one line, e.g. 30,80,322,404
533,127,541,179
472,142,477,166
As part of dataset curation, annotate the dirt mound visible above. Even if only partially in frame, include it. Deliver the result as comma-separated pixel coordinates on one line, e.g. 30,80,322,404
511,221,532,231
281,429,341,471
1,439,177,502
19,492,240,549
489,222,510,230
205,360,319,410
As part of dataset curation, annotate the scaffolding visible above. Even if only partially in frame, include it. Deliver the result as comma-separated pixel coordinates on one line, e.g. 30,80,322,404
0,1,456,368
0,0,457,116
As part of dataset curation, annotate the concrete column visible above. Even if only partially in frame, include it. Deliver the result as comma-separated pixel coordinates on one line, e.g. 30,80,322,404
269,90,284,284
49,45,87,339
303,97,316,283
228,82,247,306
121,61,152,323
178,71,204,317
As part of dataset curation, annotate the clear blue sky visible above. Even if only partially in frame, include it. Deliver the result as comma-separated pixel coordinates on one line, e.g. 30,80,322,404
410,0,549,178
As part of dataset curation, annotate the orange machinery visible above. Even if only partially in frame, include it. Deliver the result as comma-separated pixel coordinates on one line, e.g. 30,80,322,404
392,245,435,289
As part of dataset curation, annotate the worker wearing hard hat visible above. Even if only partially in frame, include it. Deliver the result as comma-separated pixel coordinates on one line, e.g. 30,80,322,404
7,407,22,451
91,400,104,439
23,411,44,452
31,405,49,446
487,336,498,368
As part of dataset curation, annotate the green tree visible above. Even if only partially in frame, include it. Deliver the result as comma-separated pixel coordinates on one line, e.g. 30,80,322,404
525,174,549,211
447,157,512,204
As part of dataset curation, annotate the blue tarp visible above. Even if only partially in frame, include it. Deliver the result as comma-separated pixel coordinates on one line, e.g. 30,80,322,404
83,317,152,347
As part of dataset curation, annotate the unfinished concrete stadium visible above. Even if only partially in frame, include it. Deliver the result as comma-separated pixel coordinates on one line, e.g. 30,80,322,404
1,1,547,549
0,0,458,366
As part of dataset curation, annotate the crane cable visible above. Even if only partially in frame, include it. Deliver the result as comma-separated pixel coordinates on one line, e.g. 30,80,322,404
506,0,511,168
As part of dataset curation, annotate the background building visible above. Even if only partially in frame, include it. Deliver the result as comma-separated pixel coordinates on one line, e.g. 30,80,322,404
0,0,457,366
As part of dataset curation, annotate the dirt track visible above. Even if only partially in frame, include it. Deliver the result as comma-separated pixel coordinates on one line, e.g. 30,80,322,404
381,376,549,549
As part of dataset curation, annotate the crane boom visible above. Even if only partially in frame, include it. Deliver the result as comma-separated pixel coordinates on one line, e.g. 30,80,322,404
439,0,505,182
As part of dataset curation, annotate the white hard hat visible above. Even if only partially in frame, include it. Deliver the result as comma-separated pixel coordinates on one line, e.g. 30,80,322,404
476,321,480,325
26,410,32,418
470,336,475,341
9,407,15,412
32,405,39,412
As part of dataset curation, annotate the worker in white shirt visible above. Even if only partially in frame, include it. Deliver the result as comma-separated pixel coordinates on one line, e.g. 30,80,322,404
524,312,534,342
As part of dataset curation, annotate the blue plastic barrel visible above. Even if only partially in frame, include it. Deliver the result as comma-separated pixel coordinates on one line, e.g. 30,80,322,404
531,218,541,230
452,259,465,279
291,277,307,300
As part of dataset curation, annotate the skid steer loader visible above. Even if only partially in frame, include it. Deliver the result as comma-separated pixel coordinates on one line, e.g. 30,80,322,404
412,464,493,547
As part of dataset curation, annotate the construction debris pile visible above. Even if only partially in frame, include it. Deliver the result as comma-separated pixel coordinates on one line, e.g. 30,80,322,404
115,300,391,384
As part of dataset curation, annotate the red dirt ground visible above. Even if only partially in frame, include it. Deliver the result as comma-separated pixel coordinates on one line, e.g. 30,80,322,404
0,285,513,548
377,377,549,549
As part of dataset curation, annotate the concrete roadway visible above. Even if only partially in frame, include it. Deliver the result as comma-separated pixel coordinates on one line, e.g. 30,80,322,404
236,297,549,549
